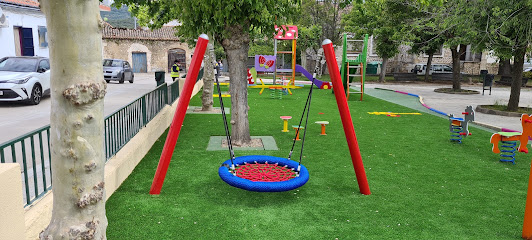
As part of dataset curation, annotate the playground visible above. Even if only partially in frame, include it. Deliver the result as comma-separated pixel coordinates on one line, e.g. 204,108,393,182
105,76,532,238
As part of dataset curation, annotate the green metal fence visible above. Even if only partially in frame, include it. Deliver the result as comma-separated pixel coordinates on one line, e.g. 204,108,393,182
1,79,183,207
168,80,180,103
105,83,171,159
0,126,52,207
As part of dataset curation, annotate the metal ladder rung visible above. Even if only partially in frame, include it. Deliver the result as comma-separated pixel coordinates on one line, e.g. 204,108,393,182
348,74,362,77
348,65,361,68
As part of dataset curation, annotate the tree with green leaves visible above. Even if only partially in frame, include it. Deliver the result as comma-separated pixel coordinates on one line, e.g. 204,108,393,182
396,0,474,90
467,0,531,111
407,32,446,82
298,0,352,45
343,0,403,82
116,0,298,146
400,2,446,82
298,25,322,70
415,0,530,106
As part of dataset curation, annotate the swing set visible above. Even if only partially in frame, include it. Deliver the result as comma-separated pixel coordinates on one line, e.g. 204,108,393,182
149,34,370,195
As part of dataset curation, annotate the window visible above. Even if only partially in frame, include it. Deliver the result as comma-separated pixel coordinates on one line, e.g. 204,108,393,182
103,59,122,67
461,45,482,62
38,26,48,48
433,65,442,71
0,57,39,72
39,59,50,70
424,45,443,57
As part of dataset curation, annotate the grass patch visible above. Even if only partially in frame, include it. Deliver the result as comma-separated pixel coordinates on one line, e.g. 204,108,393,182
481,104,532,114
106,86,529,239
434,88,480,94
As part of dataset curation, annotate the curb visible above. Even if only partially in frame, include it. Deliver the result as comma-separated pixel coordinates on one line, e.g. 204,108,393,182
475,105,524,117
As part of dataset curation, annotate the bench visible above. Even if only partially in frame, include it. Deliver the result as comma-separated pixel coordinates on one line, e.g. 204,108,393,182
431,73,460,81
393,73,419,81
495,75,528,87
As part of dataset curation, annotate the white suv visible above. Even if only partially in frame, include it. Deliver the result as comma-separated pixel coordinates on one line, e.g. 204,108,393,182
0,56,50,105
411,64,453,75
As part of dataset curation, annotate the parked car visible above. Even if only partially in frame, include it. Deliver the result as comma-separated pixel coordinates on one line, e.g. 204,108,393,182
411,64,453,75
0,56,50,105
103,59,134,83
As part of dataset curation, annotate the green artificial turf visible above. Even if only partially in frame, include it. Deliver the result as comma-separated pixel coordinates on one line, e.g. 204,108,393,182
106,86,531,239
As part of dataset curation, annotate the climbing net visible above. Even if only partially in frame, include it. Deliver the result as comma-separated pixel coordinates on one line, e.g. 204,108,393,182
235,163,296,182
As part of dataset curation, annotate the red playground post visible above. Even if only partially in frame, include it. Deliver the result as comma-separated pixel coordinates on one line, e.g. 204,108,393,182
149,34,209,194
523,158,532,238
322,39,371,195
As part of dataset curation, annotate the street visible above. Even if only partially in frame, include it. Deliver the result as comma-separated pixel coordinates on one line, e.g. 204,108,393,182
0,73,173,144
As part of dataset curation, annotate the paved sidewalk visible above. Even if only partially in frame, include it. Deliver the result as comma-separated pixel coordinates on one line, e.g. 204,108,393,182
363,82,532,132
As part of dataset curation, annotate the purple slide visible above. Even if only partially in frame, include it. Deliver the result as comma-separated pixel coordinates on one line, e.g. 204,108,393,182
294,64,329,89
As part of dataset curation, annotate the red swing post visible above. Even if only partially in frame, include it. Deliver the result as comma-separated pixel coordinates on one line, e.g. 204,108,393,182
150,34,209,194
322,39,371,195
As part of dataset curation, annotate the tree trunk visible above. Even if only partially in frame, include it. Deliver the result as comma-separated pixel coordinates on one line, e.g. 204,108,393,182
450,46,462,90
40,0,107,239
301,49,307,70
201,41,215,111
221,25,251,146
498,58,512,75
507,47,526,111
379,57,388,83
424,53,433,82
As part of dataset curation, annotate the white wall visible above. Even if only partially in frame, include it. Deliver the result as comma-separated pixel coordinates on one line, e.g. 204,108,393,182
0,5,49,58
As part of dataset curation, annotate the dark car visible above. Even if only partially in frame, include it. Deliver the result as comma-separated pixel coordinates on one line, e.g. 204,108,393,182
103,59,134,83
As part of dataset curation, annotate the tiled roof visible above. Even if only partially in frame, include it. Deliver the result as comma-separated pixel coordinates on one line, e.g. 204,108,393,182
102,22,180,41
99,4,111,11
0,0,39,8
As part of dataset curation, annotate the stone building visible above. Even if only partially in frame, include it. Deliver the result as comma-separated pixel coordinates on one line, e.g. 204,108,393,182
102,23,192,73
364,37,499,75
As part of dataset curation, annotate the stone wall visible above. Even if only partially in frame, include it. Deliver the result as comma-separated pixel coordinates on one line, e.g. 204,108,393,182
102,39,192,72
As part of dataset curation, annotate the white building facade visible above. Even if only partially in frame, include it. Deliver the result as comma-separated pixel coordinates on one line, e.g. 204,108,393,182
0,0,49,58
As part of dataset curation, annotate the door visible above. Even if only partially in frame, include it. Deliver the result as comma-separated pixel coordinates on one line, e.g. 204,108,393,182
168,49,186,73
21,28,35,56
132,52,147,73
14,27,35,56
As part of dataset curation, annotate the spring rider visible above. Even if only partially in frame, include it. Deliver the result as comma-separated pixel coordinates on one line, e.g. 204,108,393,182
490,114,532,164
449,106,475,143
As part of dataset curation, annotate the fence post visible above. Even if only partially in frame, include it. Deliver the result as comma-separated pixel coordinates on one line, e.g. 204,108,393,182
141,96,147,126
164,84,169,105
